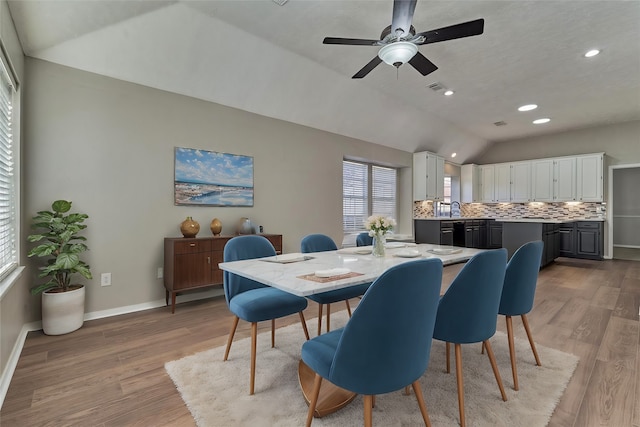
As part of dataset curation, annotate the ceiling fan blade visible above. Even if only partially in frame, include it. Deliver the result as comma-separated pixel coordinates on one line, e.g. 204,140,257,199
352,56,383,79
415,18,484,45
408,52,438,76
391,0,418,38
323,37,380,46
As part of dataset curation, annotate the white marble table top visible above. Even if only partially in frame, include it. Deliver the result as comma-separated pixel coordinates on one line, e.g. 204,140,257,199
218,243,485,297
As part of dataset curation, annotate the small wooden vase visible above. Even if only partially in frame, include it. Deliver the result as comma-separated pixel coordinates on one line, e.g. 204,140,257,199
180,216,200,238
210,218,222,236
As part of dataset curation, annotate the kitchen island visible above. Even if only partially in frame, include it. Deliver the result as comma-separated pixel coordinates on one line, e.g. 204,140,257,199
496,218,572,266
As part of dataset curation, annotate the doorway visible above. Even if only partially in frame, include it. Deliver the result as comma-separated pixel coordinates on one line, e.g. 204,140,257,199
608,163,640,260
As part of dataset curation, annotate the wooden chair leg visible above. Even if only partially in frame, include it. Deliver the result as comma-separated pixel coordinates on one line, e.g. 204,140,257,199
271,319,276,348
446,342,451,373
250,322,258,395
317,304,323,336
412,380,432,427
481,342,485,354
505,315,518,390
404,385,411,395
483,339,508,401
345,299,353,317
299,311,310,340
326,303,331,333
305,374,323,427
223,315,240,361
454,343,465,427
364,395,374,427
372,395,376,407
521,314,541,366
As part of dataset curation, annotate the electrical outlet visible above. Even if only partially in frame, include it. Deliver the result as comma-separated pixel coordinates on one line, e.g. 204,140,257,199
157,267,163,279
101,272,112,286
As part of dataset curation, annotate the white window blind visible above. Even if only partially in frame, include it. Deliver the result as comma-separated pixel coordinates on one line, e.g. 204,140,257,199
343,161,368,232
343,161,397,232
0,62,16,281
372,165,397,219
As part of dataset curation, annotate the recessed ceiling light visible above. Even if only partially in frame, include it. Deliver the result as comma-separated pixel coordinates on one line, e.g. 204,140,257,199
584,49,600,58
518,104,538,112
451,153,457,158
444,90,454,96
533,118,551,124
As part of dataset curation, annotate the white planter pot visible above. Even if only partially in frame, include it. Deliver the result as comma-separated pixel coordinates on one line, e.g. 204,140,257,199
41,285,85,335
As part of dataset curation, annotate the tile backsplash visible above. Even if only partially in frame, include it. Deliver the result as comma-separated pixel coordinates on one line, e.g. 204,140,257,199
414,201,603,220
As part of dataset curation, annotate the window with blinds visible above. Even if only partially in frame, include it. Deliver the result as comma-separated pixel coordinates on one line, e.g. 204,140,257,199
0,61,16,281
343,160,397,232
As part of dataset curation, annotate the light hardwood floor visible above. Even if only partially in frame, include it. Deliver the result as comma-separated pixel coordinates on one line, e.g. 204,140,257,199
1,257,639,426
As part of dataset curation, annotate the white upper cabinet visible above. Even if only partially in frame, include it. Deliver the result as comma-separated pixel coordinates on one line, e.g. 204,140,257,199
576,153,604,202
510,161,531,202
554,157,577,201
494,164,511,202
413,151,445,201
479,165,496,202
531,159,554,202
461,164,480,203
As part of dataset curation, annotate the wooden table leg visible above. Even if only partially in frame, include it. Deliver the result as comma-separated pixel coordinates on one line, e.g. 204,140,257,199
171,292,176,314
298,360,357,418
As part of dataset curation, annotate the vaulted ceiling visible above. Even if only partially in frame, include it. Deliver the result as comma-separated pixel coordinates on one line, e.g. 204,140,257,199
7,0,640,163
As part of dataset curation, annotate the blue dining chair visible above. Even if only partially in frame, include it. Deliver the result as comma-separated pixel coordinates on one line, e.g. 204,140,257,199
433,249,508,427
301,234,370,336
223,235,310,395
498,240,544,391
301,258,444,427
356,232,373,247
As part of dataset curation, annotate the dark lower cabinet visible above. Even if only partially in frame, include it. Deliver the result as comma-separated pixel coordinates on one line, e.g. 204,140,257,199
558,221,603,260
488,220,503,249
542,224,560,267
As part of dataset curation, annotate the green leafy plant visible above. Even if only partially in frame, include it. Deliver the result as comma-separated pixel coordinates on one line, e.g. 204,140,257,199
27,200,92,295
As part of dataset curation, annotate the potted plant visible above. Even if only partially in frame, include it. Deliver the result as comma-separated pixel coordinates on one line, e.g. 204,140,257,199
27,200,92,335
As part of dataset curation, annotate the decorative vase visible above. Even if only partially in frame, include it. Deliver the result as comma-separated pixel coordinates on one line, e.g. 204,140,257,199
236,217,254,235
41,285,85,335
372,233,386,257
180,216,200,238
210,218,222,236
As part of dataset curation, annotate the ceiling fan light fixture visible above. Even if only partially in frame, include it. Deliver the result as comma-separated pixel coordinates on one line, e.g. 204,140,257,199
378,42,418,67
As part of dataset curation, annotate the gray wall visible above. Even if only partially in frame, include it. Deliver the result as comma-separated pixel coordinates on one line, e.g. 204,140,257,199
0,0,27,396
473,120,640,165
22,58,413,319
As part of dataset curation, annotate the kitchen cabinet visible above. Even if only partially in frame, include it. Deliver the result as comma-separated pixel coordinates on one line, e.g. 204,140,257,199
464,220,487,249
479,165,495,202
488,220,503,248
576,221,603,258
542,223,560,267
558,221,603,259
461,164,480,203
414,220,454,245
495,164,511,202
510,161,531,202
164,234,283,313
554,157,577,201
531,159,554,202
576,153,604,202
501,221,560,267
413,151,445,201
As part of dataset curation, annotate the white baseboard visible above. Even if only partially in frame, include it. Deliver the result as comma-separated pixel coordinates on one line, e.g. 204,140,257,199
0,287,225,409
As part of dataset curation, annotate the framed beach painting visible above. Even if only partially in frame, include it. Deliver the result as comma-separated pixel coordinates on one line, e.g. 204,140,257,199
174,147,254,207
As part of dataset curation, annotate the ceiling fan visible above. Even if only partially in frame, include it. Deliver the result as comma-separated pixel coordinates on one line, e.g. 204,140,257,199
323,0,484,79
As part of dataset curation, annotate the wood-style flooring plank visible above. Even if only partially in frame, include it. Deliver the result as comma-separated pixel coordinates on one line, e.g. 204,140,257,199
1,258,638,427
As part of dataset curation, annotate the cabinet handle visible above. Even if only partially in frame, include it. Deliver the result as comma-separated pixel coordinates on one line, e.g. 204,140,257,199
207,256,211,264
189,243,196,247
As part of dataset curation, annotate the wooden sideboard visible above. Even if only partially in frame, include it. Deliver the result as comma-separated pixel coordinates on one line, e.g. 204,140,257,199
163,234,283,313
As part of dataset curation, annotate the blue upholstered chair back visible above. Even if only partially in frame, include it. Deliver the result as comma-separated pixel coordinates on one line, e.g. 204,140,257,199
223,235,276,303
300,234,338,253
356,232,373,247
499,241,544,316
434,249,508,344
329,258,443,395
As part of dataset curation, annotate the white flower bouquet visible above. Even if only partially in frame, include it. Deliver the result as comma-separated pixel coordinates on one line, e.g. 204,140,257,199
364,215,396,236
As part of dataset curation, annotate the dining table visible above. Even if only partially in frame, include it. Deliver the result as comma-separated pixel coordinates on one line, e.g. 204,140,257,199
218,242,487,417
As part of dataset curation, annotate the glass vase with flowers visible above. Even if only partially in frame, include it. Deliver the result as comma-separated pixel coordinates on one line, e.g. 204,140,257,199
364,215,396,257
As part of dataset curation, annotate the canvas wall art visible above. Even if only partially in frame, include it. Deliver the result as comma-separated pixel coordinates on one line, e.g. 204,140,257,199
174,147,254,206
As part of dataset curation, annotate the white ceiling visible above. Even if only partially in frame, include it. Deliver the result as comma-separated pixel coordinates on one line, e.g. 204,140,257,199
7,0,640,163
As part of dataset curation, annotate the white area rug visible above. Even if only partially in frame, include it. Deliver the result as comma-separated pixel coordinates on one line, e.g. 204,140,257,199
165,312,578,427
